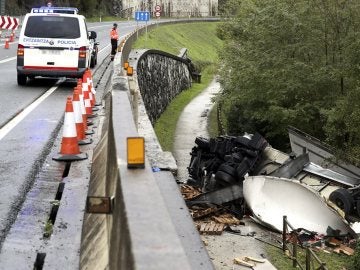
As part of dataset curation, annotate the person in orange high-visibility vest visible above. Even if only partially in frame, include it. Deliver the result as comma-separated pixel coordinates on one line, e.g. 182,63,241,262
110,23,119,61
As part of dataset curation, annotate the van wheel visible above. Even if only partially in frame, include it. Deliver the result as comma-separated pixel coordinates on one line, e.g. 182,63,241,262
90,56,96,68
17,74,27,85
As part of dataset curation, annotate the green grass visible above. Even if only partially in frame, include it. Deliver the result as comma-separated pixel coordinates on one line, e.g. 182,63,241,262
133,22,222,70
266,245,350,269
154,67,216,151
132,22,223,151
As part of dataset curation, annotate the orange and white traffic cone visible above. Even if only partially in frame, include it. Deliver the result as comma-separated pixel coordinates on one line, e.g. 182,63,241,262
83,87,93,117
53,97,87,161
10,32,14,42
87,69,101,107
83,70,96,110
82,79,96,118
85,69,97,107
4,38,9,49
73,88,92,145
77,81,94,134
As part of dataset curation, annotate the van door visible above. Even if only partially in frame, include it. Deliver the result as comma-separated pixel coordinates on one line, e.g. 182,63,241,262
22,15,82,69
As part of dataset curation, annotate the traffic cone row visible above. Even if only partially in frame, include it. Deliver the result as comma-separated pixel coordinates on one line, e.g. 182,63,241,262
4,31,15,49
53,69,98,161
83,69,100,107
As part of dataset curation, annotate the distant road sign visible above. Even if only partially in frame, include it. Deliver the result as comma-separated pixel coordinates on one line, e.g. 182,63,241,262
0,16,19,30
155,5,161,12
155,12,161,18
135,11,150,22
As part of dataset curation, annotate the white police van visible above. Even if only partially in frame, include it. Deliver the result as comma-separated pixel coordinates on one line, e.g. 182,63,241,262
17,6,98,85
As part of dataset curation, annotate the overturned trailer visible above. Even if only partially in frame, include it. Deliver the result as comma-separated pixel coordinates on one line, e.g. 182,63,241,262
186,132,360,236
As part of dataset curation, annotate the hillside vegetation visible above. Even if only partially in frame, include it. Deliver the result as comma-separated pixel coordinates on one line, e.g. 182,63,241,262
218,0,360,165
132,22,222,151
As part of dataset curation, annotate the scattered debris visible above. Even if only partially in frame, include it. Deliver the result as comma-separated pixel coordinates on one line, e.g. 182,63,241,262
180,184,201,200
233,256,265,268
197,221,226,235
333,245,355,256
181,131,360,257
233,257,256,268
212,213,241,225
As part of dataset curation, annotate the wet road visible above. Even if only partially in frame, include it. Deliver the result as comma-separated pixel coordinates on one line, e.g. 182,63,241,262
0,20,145,253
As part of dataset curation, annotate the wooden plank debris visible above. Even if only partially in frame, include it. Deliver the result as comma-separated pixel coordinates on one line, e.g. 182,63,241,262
233,256,266,269
180,184,201,200
243,256,266,263
198,221,225,235
333,244,354,256
212,213,241,225
233,258,256,268
191,207,218,219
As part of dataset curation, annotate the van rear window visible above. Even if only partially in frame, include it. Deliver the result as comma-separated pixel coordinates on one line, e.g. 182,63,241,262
24,16,80,39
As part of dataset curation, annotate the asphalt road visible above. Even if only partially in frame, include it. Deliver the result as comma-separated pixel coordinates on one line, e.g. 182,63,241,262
0,19,145,253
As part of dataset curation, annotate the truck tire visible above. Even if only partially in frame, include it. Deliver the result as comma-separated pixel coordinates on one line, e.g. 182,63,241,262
195,136,210,150
215,171,236,185
329,188,354,215
217,163,237,177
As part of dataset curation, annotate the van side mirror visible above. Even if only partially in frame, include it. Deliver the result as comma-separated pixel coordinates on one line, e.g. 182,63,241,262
88,31,97,40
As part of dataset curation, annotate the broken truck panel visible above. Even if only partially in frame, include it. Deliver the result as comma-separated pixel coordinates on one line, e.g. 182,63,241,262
186,184,243,206
243,175,356,236
303,162,360,188
269,153,310,179
288,126,360,179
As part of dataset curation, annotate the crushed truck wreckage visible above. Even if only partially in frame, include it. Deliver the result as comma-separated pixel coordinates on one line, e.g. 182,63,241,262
185,131,360,237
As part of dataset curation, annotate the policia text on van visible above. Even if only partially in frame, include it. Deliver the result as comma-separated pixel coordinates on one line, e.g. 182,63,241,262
16,7,98,86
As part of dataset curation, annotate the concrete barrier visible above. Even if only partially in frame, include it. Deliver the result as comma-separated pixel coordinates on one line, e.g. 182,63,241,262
79,20,215,269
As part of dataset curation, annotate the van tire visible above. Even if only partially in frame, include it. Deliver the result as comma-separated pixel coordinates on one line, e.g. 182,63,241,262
90,56,96,68
17,74,27,85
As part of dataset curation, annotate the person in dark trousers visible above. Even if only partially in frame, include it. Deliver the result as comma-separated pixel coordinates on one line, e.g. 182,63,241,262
110,23,119,61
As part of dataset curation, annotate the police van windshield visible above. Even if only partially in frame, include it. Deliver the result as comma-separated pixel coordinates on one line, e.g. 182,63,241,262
24,16,80,39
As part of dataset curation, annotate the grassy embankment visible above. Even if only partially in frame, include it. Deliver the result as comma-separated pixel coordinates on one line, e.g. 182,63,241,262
132,22,222,151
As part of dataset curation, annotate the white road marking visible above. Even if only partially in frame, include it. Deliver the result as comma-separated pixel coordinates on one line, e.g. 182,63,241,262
0,79,64,141
0,56,16,64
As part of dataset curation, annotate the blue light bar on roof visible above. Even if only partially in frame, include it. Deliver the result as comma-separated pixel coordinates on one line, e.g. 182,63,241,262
31,7,79,14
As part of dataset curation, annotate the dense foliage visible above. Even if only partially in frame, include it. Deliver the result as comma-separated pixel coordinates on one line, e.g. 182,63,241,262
5,0,122,17
218,0,360,162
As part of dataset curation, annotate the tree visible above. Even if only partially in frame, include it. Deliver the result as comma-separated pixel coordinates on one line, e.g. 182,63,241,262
218,0,360,157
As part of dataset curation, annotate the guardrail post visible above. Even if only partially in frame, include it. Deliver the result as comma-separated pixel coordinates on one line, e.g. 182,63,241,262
283,215,287,252
306,248,310,270
292,238,297,268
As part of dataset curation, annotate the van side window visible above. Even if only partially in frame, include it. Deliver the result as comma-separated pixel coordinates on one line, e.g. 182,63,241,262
24,16,80,39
